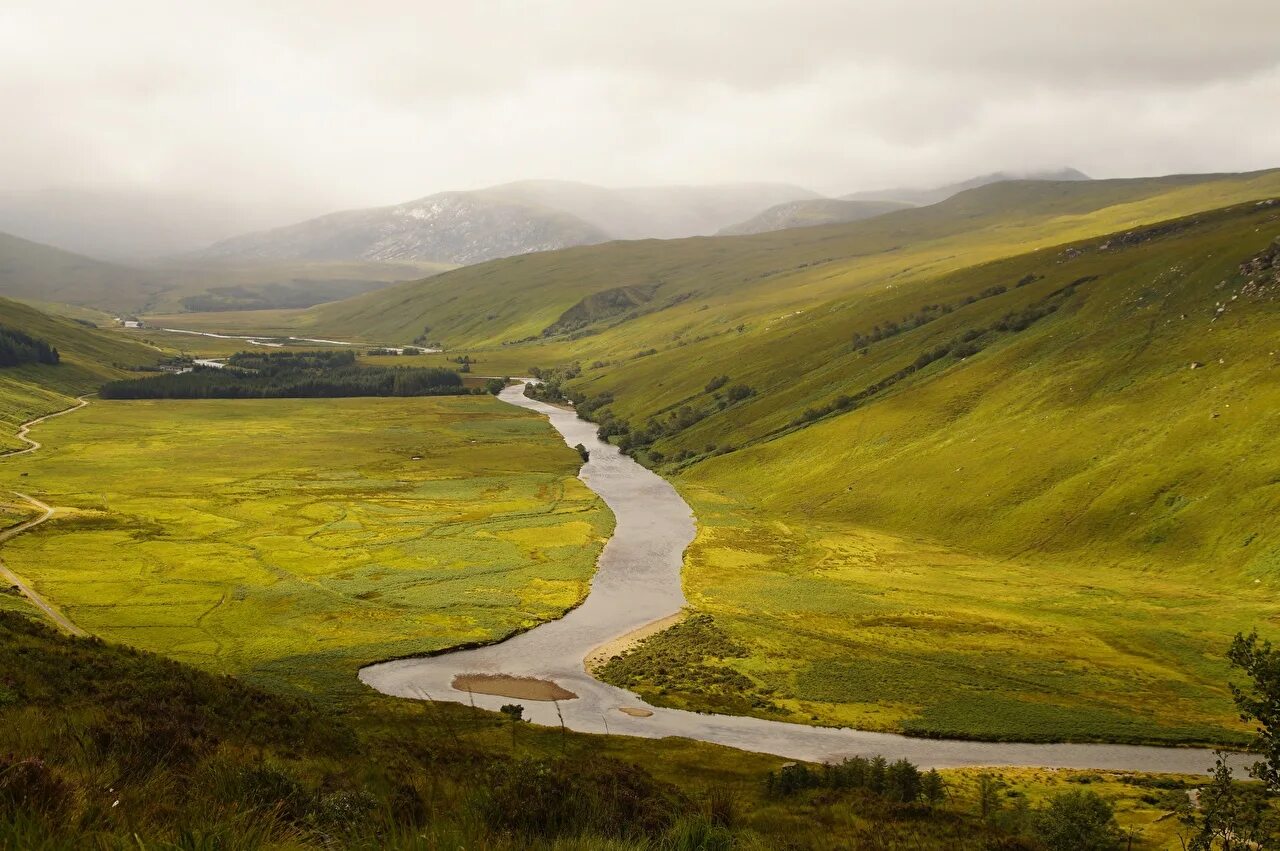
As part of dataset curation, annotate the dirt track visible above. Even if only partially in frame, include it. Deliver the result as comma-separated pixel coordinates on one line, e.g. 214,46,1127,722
0,398,90,635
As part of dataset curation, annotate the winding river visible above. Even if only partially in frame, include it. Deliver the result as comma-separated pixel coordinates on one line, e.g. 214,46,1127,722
360,384,1229,773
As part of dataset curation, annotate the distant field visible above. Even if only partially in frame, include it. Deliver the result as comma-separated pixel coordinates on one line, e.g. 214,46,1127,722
360,350,546,376
138,308,315,337
110,327,293,358
0,395,611,697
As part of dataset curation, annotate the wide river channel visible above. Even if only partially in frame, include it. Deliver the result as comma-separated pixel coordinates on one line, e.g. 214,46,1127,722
360,383,1230,773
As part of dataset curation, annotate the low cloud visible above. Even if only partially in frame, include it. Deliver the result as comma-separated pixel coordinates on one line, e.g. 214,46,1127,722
0,0,1276,255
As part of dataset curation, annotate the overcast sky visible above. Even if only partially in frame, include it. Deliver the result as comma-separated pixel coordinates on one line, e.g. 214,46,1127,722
1,0,1278,255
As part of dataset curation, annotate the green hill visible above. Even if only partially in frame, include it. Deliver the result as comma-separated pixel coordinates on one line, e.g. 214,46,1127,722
580,199,1280,743
0,297,158,449
282,168,1280,349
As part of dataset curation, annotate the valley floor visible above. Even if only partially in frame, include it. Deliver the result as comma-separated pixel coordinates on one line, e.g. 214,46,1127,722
2,373,1269,747
0,395,611,697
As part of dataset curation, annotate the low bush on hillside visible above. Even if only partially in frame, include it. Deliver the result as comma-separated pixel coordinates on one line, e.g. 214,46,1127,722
849,283,1010,351
788,278,1095,431
766,756,947,806
597,615,782,716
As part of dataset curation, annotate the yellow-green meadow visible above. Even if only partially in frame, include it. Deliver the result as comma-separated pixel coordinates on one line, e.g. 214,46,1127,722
0,395,610,696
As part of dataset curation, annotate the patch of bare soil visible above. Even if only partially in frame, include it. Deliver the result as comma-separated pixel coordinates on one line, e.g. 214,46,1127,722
452,673,577,701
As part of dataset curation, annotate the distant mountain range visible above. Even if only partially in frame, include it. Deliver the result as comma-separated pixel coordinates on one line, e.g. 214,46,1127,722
195,181,822,265
0,229,445,315
0,169,1094,313
479,181,823,240
195,173,1092,265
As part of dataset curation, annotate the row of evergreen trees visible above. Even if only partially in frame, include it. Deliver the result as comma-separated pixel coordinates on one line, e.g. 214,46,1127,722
766,755,946,805
101,349,466,400
0,326,59,367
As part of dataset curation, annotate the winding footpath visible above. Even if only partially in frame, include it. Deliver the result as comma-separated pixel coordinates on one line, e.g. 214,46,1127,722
0,397,89,635
361,383,1234,773
3,395,89,458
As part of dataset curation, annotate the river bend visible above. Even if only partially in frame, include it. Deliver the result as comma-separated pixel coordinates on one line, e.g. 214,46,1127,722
360,384,1228,773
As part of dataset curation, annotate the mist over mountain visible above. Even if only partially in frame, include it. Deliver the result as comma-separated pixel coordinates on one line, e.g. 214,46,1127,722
197,191,614,265
198,173,1097,266
0,187,322,260
718,198,915,235
196,181,822,265
0,227,445,314
483,180,821,239
844,168,1091,206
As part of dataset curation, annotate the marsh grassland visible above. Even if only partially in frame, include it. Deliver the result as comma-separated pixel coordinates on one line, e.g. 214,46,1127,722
0,395,611,696
654,499,1262,746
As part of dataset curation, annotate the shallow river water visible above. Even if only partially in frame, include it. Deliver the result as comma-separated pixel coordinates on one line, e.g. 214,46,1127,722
360,384,1229,772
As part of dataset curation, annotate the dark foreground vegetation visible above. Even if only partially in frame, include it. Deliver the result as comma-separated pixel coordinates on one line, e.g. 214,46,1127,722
17,607,1280,848
100,350,470,400
0,325,59,367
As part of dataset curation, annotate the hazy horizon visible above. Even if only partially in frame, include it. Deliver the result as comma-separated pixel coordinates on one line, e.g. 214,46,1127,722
1,0,1277,257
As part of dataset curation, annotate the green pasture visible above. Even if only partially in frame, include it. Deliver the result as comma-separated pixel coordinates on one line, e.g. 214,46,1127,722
0,395,610,697
117,327,292,359
668,500,1263,744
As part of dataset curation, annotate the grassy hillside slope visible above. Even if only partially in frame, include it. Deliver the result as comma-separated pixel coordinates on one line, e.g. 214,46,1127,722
601,201,1280,743
7,607,1193,850
282,168,1280,348
0,297,158,449
0,230,151,307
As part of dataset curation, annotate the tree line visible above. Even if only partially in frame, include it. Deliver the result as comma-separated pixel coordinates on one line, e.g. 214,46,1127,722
850,284,1011,351
100,349,468,400
788,279,1092,430
0,326,59,367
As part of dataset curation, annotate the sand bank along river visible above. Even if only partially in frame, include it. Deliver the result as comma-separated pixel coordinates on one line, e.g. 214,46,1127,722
360,383,1233,773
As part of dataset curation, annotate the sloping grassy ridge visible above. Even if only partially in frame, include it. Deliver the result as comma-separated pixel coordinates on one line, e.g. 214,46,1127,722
576,200,1280,743
291,168,1280,348
0,297,158,449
